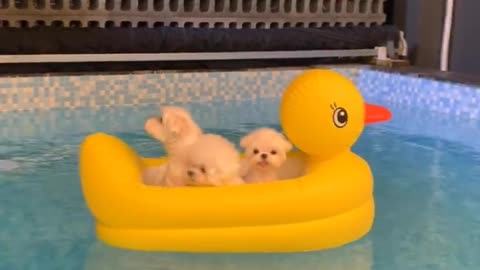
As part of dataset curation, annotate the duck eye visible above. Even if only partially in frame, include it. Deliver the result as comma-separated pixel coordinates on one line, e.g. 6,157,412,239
253,149,259,154
270,150,277,155
332,107,348,128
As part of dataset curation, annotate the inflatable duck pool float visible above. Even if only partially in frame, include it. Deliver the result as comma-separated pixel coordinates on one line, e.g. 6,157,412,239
79,69,392,253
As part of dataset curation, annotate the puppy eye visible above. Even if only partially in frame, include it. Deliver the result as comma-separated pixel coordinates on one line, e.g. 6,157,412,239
253,149,259,154
200,166,206,174
157,116,163,123
270,150,277,155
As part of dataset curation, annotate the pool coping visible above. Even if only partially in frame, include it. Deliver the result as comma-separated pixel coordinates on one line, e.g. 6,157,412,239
369,66,480,88
0,62,478,89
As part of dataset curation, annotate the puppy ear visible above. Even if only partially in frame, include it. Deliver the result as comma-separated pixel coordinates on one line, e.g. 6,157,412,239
280,135,293,152
240,134,253,149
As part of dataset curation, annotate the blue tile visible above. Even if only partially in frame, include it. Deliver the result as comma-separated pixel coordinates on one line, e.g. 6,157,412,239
0,66,478,119
355,69,480,119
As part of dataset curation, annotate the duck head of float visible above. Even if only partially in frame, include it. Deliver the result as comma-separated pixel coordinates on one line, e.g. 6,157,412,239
280,69,392,161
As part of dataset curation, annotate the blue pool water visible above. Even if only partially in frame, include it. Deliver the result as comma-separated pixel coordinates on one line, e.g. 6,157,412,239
0,98,479,270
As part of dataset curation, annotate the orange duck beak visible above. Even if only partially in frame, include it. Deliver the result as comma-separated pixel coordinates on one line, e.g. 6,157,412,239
365,103,392,125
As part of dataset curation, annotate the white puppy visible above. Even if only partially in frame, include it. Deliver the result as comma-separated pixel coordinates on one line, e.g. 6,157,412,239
182,134,244,187
143,106,203,187
239,128,293,184
144,106,203,158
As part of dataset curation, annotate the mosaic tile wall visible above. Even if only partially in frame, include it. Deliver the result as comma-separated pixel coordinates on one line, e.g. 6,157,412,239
0,66,478,117
0,65,479,143
356,70,480,119
0,100,283,141
0,67,359,112
0,66,360,140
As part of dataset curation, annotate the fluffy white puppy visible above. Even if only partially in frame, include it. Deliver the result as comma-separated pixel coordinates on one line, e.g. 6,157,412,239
144,106,203,157
141,165,168,186
182,134,244,187
142,106,203,187
239,128,293,183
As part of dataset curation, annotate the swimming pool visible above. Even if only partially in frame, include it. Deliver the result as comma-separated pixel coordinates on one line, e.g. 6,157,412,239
0,66,479,270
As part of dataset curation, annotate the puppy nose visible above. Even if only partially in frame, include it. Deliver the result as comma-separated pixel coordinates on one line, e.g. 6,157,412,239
261,153,268,159
187,170,195,177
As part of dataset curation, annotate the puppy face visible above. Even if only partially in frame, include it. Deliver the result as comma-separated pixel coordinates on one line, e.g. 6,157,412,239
240,128,293,170
144,106,202,148
185,160,241,187
185,164,209,186
183,134,241,186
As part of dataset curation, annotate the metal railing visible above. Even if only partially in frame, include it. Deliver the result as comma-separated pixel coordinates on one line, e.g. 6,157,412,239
0,0,386,28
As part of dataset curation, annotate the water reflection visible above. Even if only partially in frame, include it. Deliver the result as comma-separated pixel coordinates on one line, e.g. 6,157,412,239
84,239,372,270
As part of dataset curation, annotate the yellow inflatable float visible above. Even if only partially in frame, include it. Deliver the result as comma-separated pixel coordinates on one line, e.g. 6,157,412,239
79,69,392,253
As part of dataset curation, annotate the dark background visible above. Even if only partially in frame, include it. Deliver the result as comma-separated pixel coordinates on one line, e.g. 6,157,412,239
0,0,479,77
390,0,480,76
449,1,480,76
